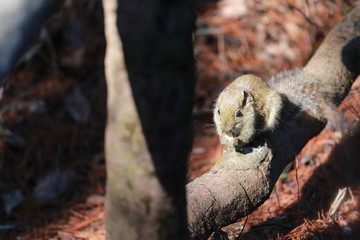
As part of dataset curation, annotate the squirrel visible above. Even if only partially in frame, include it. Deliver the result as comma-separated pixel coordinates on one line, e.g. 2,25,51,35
213,68,344,149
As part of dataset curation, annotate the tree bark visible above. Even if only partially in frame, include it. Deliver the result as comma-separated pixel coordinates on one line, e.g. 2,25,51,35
187,6,360,239
103,0,195,239
104,1,169,239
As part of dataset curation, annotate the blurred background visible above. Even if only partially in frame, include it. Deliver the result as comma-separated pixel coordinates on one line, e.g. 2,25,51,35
0,0,358,239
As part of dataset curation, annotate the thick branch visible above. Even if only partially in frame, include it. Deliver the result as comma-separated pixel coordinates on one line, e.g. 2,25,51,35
187,6,360,239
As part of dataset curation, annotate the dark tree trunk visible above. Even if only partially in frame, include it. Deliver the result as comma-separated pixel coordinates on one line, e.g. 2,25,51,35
117,0,195,212
103,0,195,239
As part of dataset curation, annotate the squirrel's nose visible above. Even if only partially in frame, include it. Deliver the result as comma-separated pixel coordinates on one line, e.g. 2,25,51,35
231,129,239,137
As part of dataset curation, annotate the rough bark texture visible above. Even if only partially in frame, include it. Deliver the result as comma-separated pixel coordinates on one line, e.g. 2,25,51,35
104,0,170,239
116,0,195,203
187,6,360,239
103,0,194,239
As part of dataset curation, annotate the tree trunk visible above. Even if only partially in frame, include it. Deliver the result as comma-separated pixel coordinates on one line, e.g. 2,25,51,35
187,6,360,239
103,0,195,239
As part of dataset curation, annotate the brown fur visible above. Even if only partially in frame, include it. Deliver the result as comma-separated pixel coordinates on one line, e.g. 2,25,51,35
214,70,345,148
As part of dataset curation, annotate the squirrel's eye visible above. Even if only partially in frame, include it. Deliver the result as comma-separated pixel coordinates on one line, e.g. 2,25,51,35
217,109,221,115
236,110,242,117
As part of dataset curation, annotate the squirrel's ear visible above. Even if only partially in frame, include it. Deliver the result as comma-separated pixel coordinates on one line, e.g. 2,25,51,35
241,91,253,106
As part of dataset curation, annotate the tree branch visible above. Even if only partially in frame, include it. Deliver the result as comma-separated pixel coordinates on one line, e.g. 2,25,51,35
187,6,360,239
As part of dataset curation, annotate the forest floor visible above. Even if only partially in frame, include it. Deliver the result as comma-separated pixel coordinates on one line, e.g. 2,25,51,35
0,0,359,239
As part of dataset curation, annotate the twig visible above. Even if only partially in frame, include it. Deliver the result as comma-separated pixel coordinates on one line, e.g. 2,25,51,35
329,187,347,217
235,215,249,240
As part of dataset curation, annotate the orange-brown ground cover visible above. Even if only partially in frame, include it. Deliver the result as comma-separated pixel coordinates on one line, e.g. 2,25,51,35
0,0,358,239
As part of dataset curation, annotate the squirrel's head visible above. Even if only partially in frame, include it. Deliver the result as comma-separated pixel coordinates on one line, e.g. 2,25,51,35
213,74,282,147
214,84,257,147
